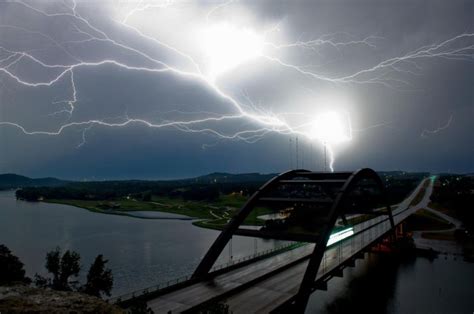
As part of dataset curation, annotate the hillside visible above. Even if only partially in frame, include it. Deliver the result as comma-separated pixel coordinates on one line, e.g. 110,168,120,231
0,174,67,190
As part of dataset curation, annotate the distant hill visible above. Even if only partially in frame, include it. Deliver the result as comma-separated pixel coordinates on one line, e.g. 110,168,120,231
189,172,278,184
0,174,67,190
0,172,276,190
2,170,438,191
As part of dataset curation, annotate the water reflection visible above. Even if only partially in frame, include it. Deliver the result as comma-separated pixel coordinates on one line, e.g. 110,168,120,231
306,252,474,314
325,254,401,314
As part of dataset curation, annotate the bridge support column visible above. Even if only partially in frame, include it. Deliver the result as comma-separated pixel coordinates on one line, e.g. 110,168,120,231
395,222,407,239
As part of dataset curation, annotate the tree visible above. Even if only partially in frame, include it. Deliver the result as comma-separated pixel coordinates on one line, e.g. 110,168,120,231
128,297,154,314
0,244,30,285
45,248,61,285
35,247,81,291
82,254,113,297
142,191,152,202
34,248,114,299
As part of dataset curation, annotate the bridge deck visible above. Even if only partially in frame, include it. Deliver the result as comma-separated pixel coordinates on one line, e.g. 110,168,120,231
147,244,314,312
148,178,433,313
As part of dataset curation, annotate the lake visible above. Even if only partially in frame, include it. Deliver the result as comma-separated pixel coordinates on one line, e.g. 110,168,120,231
2,190,473,313
0,190,283,296
306,252,474,314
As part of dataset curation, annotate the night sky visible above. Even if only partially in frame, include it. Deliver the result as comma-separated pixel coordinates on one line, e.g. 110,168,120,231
0,0,473,179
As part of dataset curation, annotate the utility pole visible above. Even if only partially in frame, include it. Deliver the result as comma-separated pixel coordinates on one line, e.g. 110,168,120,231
289,137,293,169
296,136,299,169
323,143,327,172
301,140,304,169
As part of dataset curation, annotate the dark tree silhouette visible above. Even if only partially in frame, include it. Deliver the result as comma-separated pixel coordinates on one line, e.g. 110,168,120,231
34,247,115,299
82,254,113,297
35,247,81,291
128,297,154,314
0,244,30,285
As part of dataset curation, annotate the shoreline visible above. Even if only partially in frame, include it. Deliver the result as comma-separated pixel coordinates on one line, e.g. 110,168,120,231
39,198,238,231
41,199,197,221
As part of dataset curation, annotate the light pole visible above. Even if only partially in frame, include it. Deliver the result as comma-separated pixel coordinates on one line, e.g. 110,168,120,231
323,142,327,172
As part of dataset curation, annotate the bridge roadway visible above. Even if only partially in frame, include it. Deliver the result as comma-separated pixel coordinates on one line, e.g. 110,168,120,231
148,177,434,313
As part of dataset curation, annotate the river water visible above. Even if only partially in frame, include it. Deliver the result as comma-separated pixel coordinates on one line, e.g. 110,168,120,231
0,190,282,296
1,190,473,312
306,252,474,314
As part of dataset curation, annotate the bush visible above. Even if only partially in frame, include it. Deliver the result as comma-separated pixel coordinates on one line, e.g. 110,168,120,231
0,244,30,285
82,254,113,297
34,247,114,299
35,247,81,291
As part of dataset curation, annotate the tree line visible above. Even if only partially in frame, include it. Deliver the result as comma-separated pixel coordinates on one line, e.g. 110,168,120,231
431,175,474,232
15,181,262,202
0,244,113,298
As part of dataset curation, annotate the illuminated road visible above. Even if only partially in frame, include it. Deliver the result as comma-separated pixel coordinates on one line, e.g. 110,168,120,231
146,177,434,313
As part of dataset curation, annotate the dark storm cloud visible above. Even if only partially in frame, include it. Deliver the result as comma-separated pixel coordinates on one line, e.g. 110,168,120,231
0,0,473,179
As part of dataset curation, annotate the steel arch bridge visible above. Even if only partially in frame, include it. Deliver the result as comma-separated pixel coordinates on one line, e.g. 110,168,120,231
192,168,395,311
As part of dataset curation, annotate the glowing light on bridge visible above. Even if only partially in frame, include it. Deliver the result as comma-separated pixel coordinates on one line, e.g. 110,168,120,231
327,227,354,246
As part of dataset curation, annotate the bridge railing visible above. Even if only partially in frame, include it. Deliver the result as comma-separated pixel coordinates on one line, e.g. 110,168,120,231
108,241,303,304
110,219,394,305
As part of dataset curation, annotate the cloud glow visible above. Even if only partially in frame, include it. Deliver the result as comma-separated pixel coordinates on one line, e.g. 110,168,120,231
200,23,264,79
310,111,352,145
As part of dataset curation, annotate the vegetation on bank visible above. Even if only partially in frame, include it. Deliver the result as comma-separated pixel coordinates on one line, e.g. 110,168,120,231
13,173,270,202
404,209,454,231
429,175,474,233
46,193,250,229
0,244,113,299
12,171,427,231
0,244,122,312
34,247,113,298
0,245,31,286
427,175,474,260
14,171,426,204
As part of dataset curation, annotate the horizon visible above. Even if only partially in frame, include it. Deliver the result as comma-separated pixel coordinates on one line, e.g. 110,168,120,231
1,168,470,182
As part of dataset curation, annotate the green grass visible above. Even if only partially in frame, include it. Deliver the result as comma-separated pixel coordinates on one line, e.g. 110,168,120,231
44,194,249,230
193,218,229,230
212,193,248,208
405,209,454,231
421,230,456,241
428,201,460,220
47,197,217,219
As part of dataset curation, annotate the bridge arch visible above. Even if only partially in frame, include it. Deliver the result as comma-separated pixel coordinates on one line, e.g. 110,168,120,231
192,168,394,310
294,168,394,310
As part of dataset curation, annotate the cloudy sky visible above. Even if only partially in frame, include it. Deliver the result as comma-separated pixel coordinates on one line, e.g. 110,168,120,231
0,0,473,179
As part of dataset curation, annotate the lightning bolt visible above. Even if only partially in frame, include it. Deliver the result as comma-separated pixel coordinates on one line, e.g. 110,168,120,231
263,32,474,89
0,0,473,172
265,33,382,51
421,114,454,138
